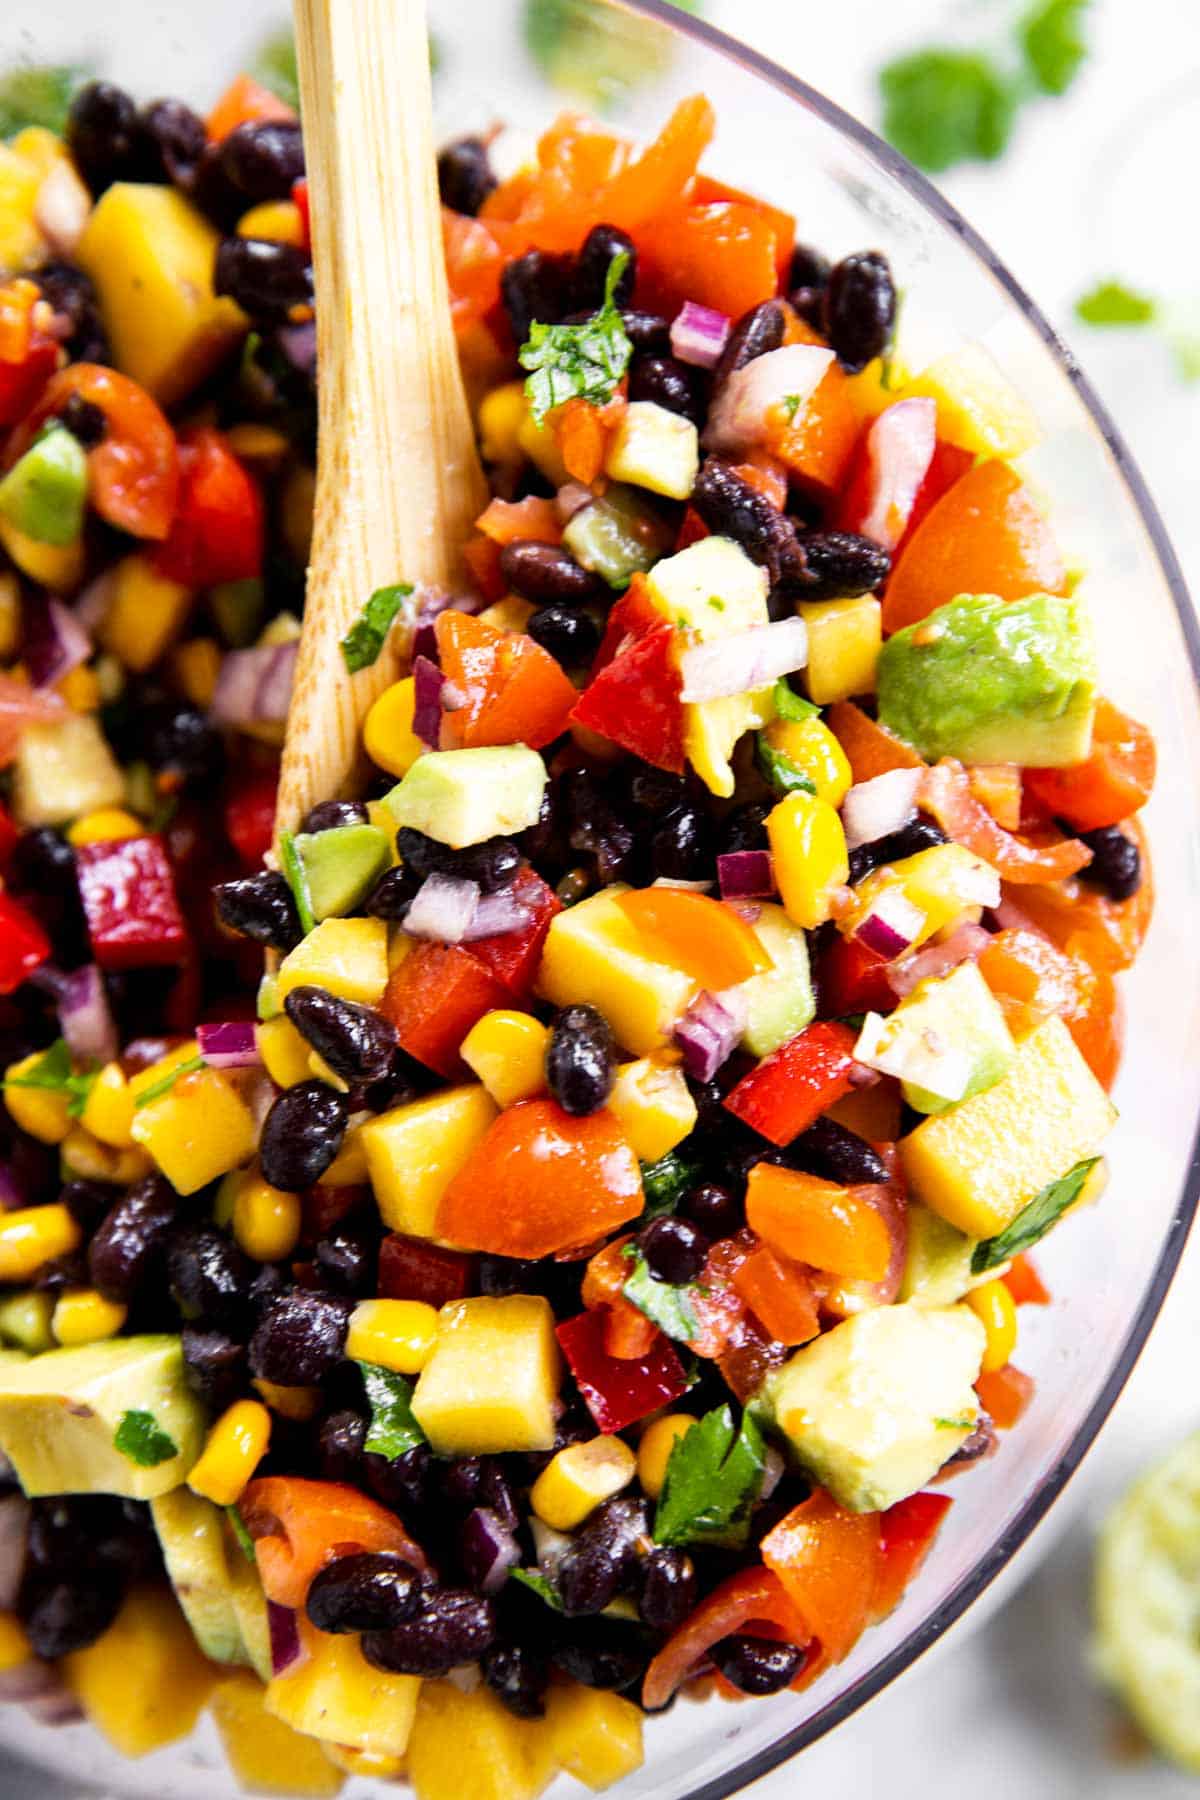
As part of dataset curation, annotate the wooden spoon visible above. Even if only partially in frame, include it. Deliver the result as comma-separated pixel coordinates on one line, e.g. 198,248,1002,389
275,0,487,839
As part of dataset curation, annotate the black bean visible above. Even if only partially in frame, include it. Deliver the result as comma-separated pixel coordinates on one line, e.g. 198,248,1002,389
528,604,600,669
249,1261,290,1319
712,298,786,390
361,1047,432,1114
575,224,636,310
551,1631,645,1692
847,815,947,886
364,864,421,922
214,872,301,950
317,1407,366,1482
437,135,496,216
638,1547,697,1633
790,285,827,331
219,119,305,202
396,826,522,896
168,1225,254,1332
144,701,225,788
439,1456,484,1510
33,1249,89,1296
711,1633,805,1694
307,1551,423,1634
547,1004,616,1116
61,1178,120,1233
557,1497,646,1617
284,987,397,1086
7,824,89,964
499,541,605,607
501,250,576,347
250,1290,351,1384
564,771,635,886
717,802,771,857
27,1496,152,1582
620,310,671,355
314,1223,378,1297
140,97,206,188
182,1326,249,1414
301,799,369,833
366,1443,434,1516
482,1642,549,1719
823,251,896,374
650,805,713,883
32,262,108,365
679,1181,743,1238
941,1413,998,1472
1078,825,1141,901
214,236,314,323
789,243,832,293
66,81,145,194
188,141,244,227
259,1082,349,1191
639,1215,708,1284
792,529,891,600
88,1176,177,1304
628,354,706,427
362,1588,496,1675
627,767,687,814
58,392,106,449
793,1116,888,1186
477,1254,540,1298
21,1574,123,1660
691,457,804,589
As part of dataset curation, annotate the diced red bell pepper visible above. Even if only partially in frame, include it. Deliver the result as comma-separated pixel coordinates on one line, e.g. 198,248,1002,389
871,1492,953,1622
464,866,560,998
816,932,896,1017
975,1363,1035,1430
435,611,577,751
378,1233,476,1308
154,427,265,587
224,769,279,867
0,800,19,872
723,1021,859,1147
380,941,509,1079
556,1309,689,1435
1002,1252,1051,1307
569,623,686,773
593,573,664,672
75,835,189,971
0,893,51,995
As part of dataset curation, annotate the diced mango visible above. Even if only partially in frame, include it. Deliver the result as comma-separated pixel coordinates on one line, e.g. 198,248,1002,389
518,402,570,487
361,1085,498,1239
606,1056,696,1161
798,596,882,704
764,711,852,805
236,200,307,247
637,1414,694,1501
461,1010,550,1108
63,1586,214,1758
531,1436,636,1531
684,683,775,800
901,1017,1117,1239
0,1610,31,1675
80,1061,135,1148
767,789,849,928
276,917,390,1006
75,183,247,409
67,807,143,846
264,1616,421,1758
11,710,126,827
408,1673,554,1800
899,342,1040,459
363,677,425,778
0,144,44,274
58,663,101,712
60,1128,152,1186
603,400,699,499
322,1745,404,1779
537,886,696,1057
412,1295,560,1456
478,380,527,470
847,842,999,952
3,1049,73,1143
99,553,194,673
130,1058,258,1195
316,1122,369,1187
256,1015,316,1088
8,127,72,180
0,516,84,591
543,1683,645,1790
213,1670,345,1797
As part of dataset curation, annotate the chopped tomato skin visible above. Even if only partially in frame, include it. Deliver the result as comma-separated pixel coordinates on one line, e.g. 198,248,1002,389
557,1309,689,1436
871,1493,953,1621
975,1364,1035,1430
153,428,264,587
21,364,179,540
761,1490,881,1667
381,941,509,1079
746,1164,894,1282
614,888,771,989
1003,1253,1051,1307
570,622,686,772
642,1568,811,1711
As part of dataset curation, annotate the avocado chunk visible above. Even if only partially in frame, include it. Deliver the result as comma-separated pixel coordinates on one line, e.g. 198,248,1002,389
0,424,87,547
383,746,548,849
151,1487,249,1666
899,1202,997,1305
728,902,815,1058
0,1334,205,1499
855,961,1014,1114
876,591,1097,767
760,1302,986,1512
295,822,390,921
226,1516,274,1682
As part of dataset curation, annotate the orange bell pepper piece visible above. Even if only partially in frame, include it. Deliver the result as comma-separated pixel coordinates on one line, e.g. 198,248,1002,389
240,1478,425,1610
745,1164,894,1282
999,817,1152,974
553,392,626,485
691,175,796,286
1024,697,1156,832
731,452,789,511
919,760,1091,885
206,73,296,141
442,208,506,334
731,1243,820,1346
434,610,577,751
978,925,1123,1089
436,1099,644,1259
639,201,782,321
870,1492,952,1623
596,93,715,233
824,700,926,784
475,495,562,547
1002,1252,1052,1307
967,764,1022,832
769,361,859,501
462,534,506,602
761,1489,881,1667
975,1363,1035,1430
22,365,179,541
642,1568,811,1711
613,889,771,989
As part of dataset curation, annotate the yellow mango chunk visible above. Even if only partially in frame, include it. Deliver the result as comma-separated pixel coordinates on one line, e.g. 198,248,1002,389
412,1295,560,1456
256,1015,315,1089
847,842,999,952
0,144,44,274
901,1017,1117,1239
767,789,849,929
798,596,882,704
543,1683,645,1790
899,342,1040,459
478,380,527,469
408,1674,554,1800
131,1059,258,1195
276,917,389,1006
518,403,570,487
537,886,696,1057
316,1122,369,1187
461,1010,549,1108
80,1061,135,1148
361,1085,498,1239
99,553,194,673
75,183,247,408
11,711,126,828
0,514,83,590
606,1056,696,1161
63,1586,214,1757
265,1617,421,1758
478,595,537,635
213,1671,345,1797
3,1049,73,1143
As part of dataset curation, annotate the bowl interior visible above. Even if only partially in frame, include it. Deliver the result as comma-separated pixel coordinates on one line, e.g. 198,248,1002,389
1,2,1199,1795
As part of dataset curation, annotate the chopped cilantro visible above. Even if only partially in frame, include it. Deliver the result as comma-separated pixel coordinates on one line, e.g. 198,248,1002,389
971,1156,1098,1273
772,679,818,723
3,1038,98,1120
640,1150,702,1220
340,582,415,675
1019,0,1090,96
756,734,817,798
621,1245,699,1342
358,1362,427,1459
252,28,300,109
114,1409,178,1469
132,1054,205,1110
780,393,803,423
653,1404,766,1550
707,596,726,612
878,50,1018,174
278,829,316,936
934,1414,976,1431
0,65,86,137
226,1506,257,1564
510,1566,565,1609
1075,280,1157,326
520,252,633,424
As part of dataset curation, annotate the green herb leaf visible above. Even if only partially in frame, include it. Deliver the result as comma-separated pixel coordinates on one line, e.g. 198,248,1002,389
621,1246,699,1342
132,1054,206,1110
878,49,1019,174
3,1038,99,1119
251,28,300,109
278,829,316,937
971,1156,1098,1274
772,679,818,724
114,1409,178,1469
520,253,633,424
509,1566,565,1610
226,1506,257,1564
0,65,86,137
780,393,803,423
1075,280,1157,326
653,1404,766,1550
756,734,817,798
358,1362,427,1459
640,1151,701,1220
340,582,415,675
934,1414,975,1431
706,596,726,613
1019,0,1090,96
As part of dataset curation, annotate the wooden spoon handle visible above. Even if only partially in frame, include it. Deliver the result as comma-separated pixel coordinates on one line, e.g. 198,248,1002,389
276,0,487,838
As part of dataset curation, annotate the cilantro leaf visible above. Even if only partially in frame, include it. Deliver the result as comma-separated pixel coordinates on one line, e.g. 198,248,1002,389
878,49,1018,174
780,394,803,423
0,65,86,137
252,28,300,109
226,1506,257,1564
971,1156,1098,1273
3,1038,99,1119
358,1362,427,1459
509,1566,565,1610
278,829,316,936
772,679,818,724
1075,280,1157,326
640,1150,701,1220
114,1409,178,1469
340,582,415,675
621,1246,699,1342
935,1414,976,1431
756,734,817,798
132,1054,205,1110
520,252,632,424
1019,0,1090,96
653,1404,766,1550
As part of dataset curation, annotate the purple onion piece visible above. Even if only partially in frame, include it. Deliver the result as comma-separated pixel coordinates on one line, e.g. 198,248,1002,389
403,872,480,944
23,595,92,690
210,642,298,728
196,1020,262,1069
460,1506,520,1596
855,912,915,959
717,849,776,900
679,616,808,705
58,963,118,1067
0,1168,25,1211
274,320,317,376
460,894,535,941
674,988,748,1082
411,654,445,747
669,299,732,369
268,1601,301,1676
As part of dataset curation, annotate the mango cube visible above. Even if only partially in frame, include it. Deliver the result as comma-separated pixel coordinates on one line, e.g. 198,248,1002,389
11,711,126,828
361,1085,498,1239
531,1436,636,1531
847,842,999,951
537,887,697,1056
767,789,849,928
412,1295,560,1455
63,1585,214,1756
265,1617,421,1758
80,1061,135,1148
3,1049,73,1143
98,553,194,673
606,1057,696,1161
316,1123,369,1187
899,341,1040,460
276,917,389,1006
130,1057,257,1194
408,1674,555,1800
798,596,882,704
478,379,527,469
603,400,700,500
461,1010,550,1107
543,1683,645,1790
256,1014,315,1088
0,144,44,274
213,1671,346,1797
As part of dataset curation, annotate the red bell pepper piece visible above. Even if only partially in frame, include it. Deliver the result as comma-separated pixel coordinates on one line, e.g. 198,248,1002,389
291,178,311,249
154,427,265,587
380,941,509,1079
21,364,179,541
570,623,686,773
975,1363,1036,1430
556,1310,689,1436
378,1233,475,1308
435,611,577,751
0,800,19,871
464,866,560,998
224,769,279,867
0,278,59,426
593,572,663,672
723,1021,859,1147
0,893,51,995
870,1492,952,1622
642,1568,811,1711
74,836,189,971
1002,1252,1051,1307
816,932,896,1017
239,1477,424,1610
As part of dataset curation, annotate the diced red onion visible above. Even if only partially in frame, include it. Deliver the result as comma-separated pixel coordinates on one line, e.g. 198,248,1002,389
670,300,731,369
0,1168,25,1211
679,616,807,705
886,923,991,998
23,595,92,689
24,1684,84,1726
727,900,762,925
404,872,481,944
34,160,91,256
460,893,535,940
460,1507,520,1596
717,850,776,900
760,1445,785,1501
411,586,483,661
675,988,748,1082
0,1494,30,1612
210,642,297,727
556,481,592,521
853,888,925,959
841,768,923,852
268,1601,301,1676
58,963,118,1066
705,343,834,456
73,569,116,633
411,654,445,747
838,397,937,551
275,320,317,376
197,1020,262,1069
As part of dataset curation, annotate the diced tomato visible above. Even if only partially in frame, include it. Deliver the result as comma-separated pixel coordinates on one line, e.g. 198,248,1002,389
593,572,667,670
731,1244,820,1346
825,1080,902,1143
614,888,771,989
0,278,59,426
558,1309,690,1439
975,1363,1035,1430
871,1492,953,1622
442,207,506,334
978,925,1122,1088
206,73,297,141
582,1234,658,1360
769,362,859,501
816,932,896,1017
674,506,709,553
818,1175,908,1317
723,1021,859,1147
153,427,264,587
920,761,1090,885
746,1164,894,1282
21,364,179,541
475,495,563,548
435,611,577,751
824,700,926,784
1003,1252,1051,1307
464,866,561,999
0,893,51,995
75,836,189,970
1024,698,1156,832
836,397,937,550
760,1490,880,1668
643,1568,811,1710
380,941,509,1079
378,1233,476,1308
570,622,686,772
639,201,781,320
462,533,506,602
240,1477,425,1610
224,769,279,868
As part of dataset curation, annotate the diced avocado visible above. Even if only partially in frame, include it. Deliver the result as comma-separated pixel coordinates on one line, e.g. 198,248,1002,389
855,961,1014,1114
899,1202,999,1305
0,425,87,547
561,483,674,588
0,1289,55,1353
603,400,699,500
0,1334,205,1499
12,711,126,828
295,822,390,921
151,1487,248,1667
728,902,815,1058
761,1302,986,1512
536,885,697,1056
384,746,547,849
877,592,1097,767
411,1295,561,1456
225,1516,273,1683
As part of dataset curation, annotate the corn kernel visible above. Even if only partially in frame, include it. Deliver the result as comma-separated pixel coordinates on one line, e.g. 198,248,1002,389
253,1378,320,1422
67,806,143,846
222,423,292,472
52,1287,128,1346
0,1288,55,1352
966,1279,1019,1374
763,714,851,808
99,553,194,674
531,1436,637,1531
477,595,536,635
60,1129,152,1185
637,1414,694,1500
0,1611,31,1675
57,663,101,712
0,1204,81,1284
477,380,526,469
363,678,425,779
237,200,306,247
256,1015,314,1088
79,1063,135,1150
346,1299,439,1375
233,1176,302,1262
188,1399,273,1506
606,1057,696,1162
3,1050,72,1143
172,636,222,709
460,1010,549,1108
767,790,849,929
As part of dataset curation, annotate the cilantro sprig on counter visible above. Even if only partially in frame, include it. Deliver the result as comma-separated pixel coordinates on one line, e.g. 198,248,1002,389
1073,283,1200,384
520,252,633,424
340,582,415,675
3,1038,98,1120
114,1409,178,1469
358,1362,427,1459
653,1404,767,1551
971,1156,1098,1273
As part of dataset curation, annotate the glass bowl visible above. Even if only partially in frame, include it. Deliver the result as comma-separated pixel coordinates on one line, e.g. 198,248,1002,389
2,1,1199,1795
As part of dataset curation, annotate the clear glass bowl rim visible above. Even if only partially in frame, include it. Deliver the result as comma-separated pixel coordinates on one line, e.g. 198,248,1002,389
607,2,1200,1794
